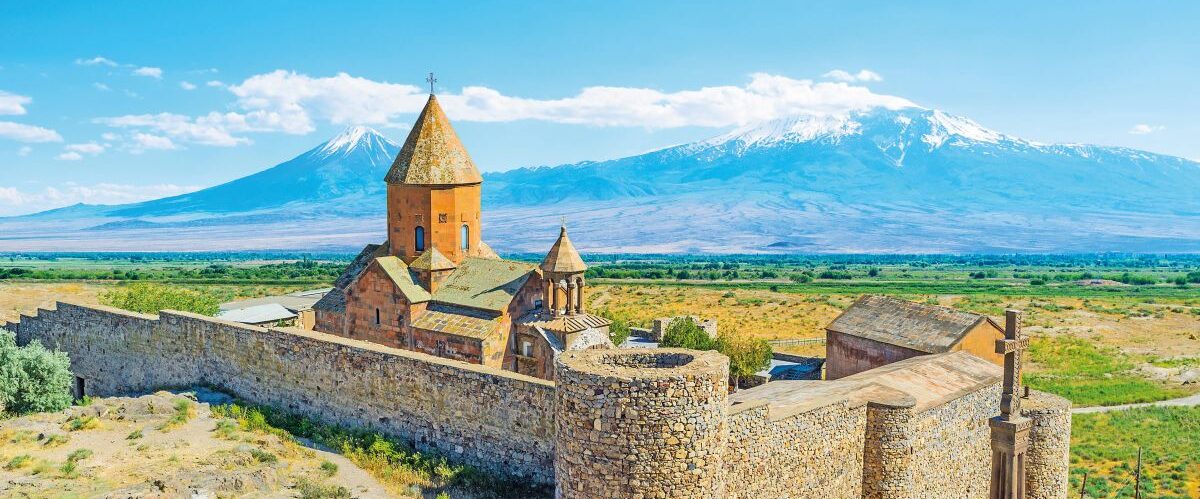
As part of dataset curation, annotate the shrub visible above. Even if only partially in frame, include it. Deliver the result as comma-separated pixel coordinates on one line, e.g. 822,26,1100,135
0,329,73,415
596,308,632,347
319,460,338,476
714,334,773,389
659,318,715,351
98,283,220,316
249,448,278,464
4,454,32,470
126,429,143,440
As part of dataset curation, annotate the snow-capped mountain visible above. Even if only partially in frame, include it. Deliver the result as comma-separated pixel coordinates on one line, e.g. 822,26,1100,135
3,111,1199,253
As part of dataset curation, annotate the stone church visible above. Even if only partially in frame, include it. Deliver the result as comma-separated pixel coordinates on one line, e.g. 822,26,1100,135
313,92,611,380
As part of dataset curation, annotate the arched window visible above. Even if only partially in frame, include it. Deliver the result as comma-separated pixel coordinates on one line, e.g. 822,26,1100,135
414,226,425,251
461,224,470,250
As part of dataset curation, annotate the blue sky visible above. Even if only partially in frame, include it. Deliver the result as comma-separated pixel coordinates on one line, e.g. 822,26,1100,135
0,1,1196,215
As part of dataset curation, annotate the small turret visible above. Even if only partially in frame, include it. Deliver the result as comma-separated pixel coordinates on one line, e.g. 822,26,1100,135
540,224,587,316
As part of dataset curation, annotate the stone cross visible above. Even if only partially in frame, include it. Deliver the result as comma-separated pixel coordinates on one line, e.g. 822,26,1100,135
426,72,437,94
996,309,1030,420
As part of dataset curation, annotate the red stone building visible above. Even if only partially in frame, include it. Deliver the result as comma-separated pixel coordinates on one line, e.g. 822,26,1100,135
313,93,611,379
824,295,1006,380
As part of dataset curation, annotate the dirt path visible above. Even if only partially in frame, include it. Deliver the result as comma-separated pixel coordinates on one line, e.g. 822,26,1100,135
1071,392,1200,414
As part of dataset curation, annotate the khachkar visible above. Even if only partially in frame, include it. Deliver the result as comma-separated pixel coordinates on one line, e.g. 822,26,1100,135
989,309,1033,499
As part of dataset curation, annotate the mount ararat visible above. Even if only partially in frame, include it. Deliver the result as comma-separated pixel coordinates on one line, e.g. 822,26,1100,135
3,108,1199,253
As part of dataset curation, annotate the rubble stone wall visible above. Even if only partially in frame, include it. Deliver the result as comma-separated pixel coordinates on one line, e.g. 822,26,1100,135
10,302,556,484
1022,391,1073,499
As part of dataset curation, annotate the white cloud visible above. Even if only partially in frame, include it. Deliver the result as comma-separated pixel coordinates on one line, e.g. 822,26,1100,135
75,56,118,67
0,183,200,215
822,69,884,83
130,133,177,152
179,81,197,90
0,121,63,143
95,71,918,147
206,80,225,88
132,66,163,79
228,70,916,130
0,91,31,115
95,111,278,146
17,146,31,156
1129,124,1165,135
55,151,83,161
93,82,112,92
101,132,119,141
64,142,106,155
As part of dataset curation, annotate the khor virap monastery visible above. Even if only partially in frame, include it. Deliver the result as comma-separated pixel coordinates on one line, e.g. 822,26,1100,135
312,93,611,380
4,88,1073,498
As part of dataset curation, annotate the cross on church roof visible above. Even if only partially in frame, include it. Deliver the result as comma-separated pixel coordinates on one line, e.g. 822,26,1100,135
996,309,1030,420
426,72,437,95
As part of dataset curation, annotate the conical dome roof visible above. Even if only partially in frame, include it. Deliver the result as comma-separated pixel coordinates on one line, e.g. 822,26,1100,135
384,95,483,185
540,225,587,273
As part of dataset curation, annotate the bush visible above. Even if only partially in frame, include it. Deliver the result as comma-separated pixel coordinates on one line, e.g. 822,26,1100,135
714,334,773,389
98,283,220,316
659,318,715,351
0,329,73,415
596,308,632,347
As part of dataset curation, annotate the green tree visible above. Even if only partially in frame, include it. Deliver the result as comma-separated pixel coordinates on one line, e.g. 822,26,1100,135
0,329,73,415
715,334,773,391
597,308,633,347
659,317,715,350
99,283,220,316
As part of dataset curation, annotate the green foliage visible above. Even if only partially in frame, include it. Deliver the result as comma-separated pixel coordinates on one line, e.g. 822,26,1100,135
250,447,278,464
295,476,352,498
1025,336,1191,406
319,460,339,476
0,329,73,415
99,282,220,315
714,334,773,388
126,429,143,440
659,318,715,350
596,308,633,347
158,397,195,430
1072,407,1200,498
4,454,32,470
65,415,99,431
209,401,549,498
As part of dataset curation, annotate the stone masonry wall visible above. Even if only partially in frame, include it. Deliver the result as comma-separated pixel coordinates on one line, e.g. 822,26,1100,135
11,302,556,484
724,399,867,498
908,382,1001,498
862,402,915,499
555,349,729,499
1022,390,1073,499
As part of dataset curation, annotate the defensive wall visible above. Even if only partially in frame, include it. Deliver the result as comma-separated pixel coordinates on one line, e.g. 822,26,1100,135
4,302,1071,497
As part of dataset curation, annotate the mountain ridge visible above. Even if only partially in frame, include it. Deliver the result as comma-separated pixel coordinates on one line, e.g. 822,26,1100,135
3,111,1199,253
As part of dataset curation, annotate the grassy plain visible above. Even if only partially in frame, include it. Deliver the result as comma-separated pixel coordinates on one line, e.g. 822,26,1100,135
3,253,1199,495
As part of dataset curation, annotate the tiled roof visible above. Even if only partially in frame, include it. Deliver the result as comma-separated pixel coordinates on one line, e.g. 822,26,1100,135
519,312,611,334
432,257,537,313
410,304,501,340
384,95,483,186
540,225,587,273
410,246,456,271
315,243,390,314
372,256,432,303
827,295,994,354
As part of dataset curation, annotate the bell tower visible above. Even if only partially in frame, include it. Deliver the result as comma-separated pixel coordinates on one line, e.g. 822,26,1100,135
385,88,484,265
540,223,588,316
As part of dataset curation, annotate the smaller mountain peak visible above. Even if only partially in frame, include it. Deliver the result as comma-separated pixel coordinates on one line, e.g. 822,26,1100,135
316,125,395,157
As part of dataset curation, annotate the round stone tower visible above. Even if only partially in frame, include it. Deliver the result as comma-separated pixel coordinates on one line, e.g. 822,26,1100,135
554,348,729,498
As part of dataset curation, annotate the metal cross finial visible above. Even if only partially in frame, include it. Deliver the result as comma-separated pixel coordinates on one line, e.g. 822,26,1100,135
996,309,1030,420
560,215,567,228
426,72,437,94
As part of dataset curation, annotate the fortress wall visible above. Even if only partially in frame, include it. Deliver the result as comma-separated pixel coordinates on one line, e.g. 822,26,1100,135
908,382,1001,498
723,400,867,498
14,302,557,484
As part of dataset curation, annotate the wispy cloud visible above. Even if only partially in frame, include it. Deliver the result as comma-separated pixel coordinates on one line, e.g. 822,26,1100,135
129,133,178,153
55,142,107,161
822,69,883,83
93,82,112,92
95,112,274,146
206,80,225,88
17,146,32,156
75,56,118,67
1129,124,1165,135
0,91,31,115
0,122,63,143
179,81,197,90
132,66,163,79
0,183,200,215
